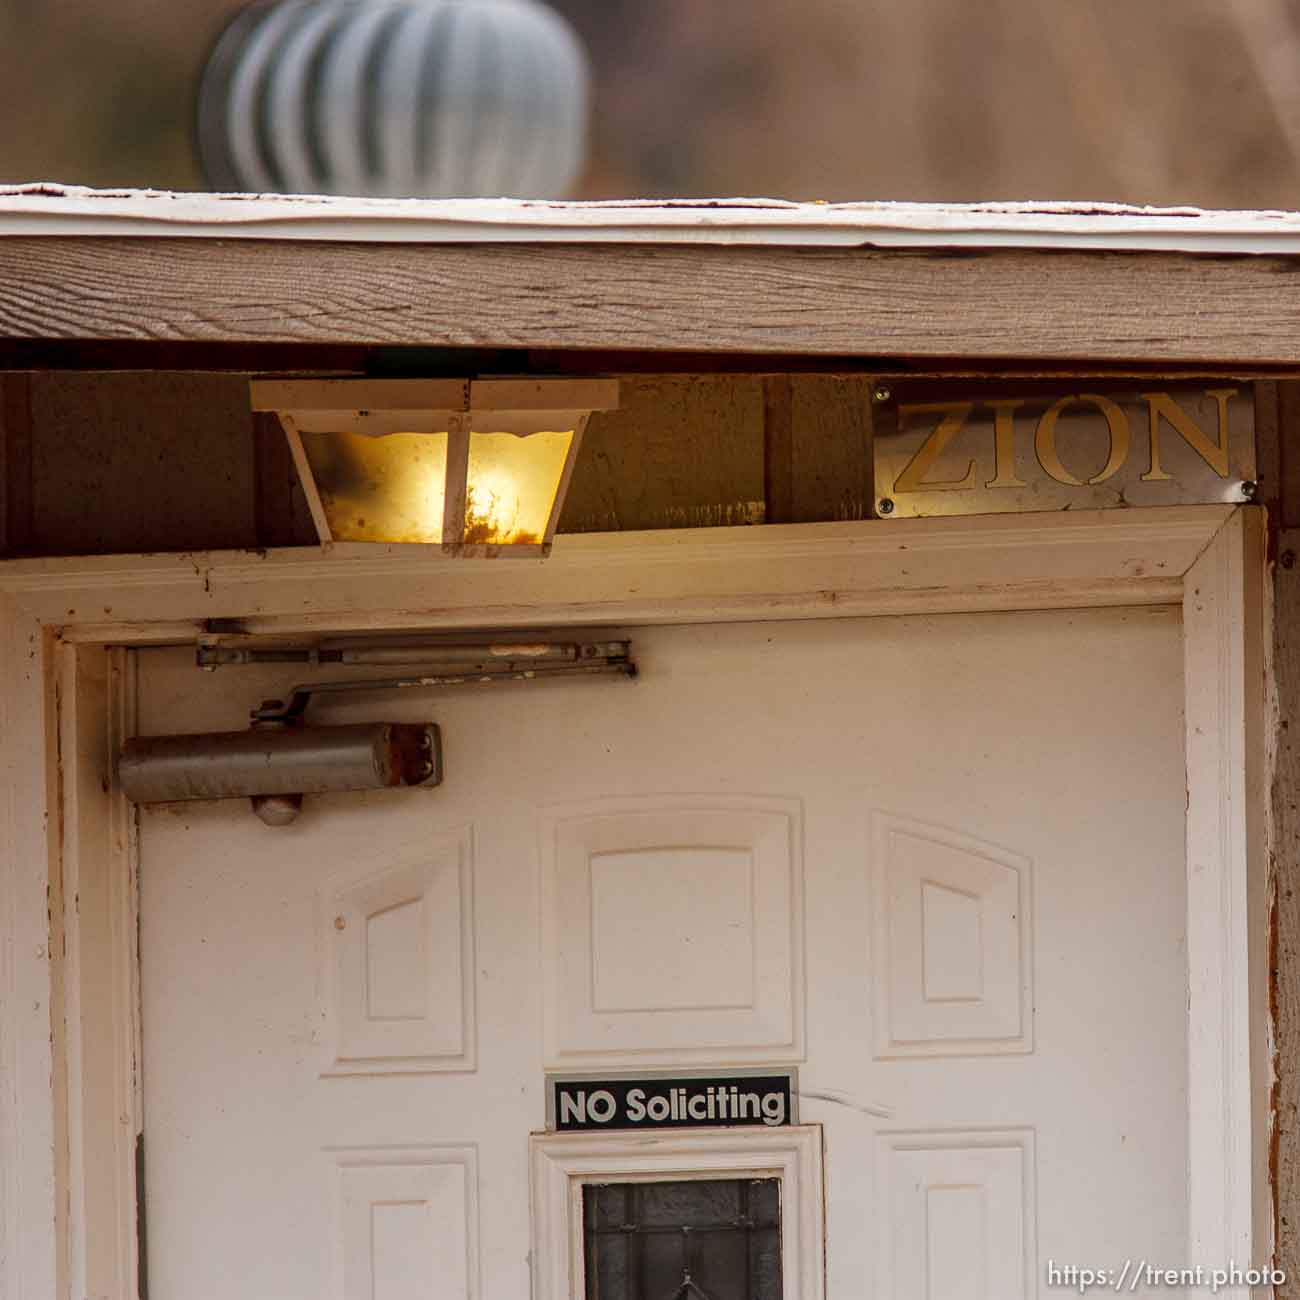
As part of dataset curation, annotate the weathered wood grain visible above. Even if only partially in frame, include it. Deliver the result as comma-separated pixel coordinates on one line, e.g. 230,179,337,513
18,370,877,556
1269,380,1300,1283
1275,526,1300,1284
763,376,794,524
559,375,765,532
790,375,874,521
1255,381,1281,521
0,373,32,555
1277,383,1300,534
29,372,259,555
4,239,1300,362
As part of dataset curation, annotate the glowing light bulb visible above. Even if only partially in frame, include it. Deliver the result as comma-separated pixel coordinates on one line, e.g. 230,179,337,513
465,429,574,546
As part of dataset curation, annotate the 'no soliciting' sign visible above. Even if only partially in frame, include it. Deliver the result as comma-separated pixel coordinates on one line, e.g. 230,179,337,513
546,1069,798,1132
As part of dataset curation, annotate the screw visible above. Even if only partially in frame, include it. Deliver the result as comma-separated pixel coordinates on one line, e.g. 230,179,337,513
878,498,895,515
1241,480,1259,502
873,385,892,404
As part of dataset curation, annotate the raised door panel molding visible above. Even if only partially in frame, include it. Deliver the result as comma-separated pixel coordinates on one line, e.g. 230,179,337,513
329,1146,478,1300
872,813,1033,1059
591,845,756,1012
318,829,475,1075
876,1129,1037,1300
542,795,804,1065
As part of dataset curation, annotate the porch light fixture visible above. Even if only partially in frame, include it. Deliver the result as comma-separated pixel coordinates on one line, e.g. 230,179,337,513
251,378,619,555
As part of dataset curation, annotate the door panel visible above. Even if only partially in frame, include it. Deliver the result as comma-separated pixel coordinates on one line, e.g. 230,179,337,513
136,606,1187,1299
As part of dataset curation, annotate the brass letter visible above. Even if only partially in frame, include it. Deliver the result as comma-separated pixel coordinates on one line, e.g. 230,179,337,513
1034,393,1130,486
1140,388,1234,481
985,399,1027,488
893,402,978,493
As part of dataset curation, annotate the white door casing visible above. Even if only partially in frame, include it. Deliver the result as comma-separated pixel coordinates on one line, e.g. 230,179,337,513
0,506,1271,1299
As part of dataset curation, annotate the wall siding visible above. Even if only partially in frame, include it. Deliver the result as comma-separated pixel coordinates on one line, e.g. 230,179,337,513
1,371,879,557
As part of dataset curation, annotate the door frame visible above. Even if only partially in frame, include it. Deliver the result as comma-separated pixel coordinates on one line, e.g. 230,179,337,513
529,1125,826,1300
0,505,1270,1298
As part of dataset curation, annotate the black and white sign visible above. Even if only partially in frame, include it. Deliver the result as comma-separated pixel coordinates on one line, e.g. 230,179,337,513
546,1069,798,1132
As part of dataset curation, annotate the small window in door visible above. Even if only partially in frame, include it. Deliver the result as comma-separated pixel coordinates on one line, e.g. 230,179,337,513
582,1177,782,1299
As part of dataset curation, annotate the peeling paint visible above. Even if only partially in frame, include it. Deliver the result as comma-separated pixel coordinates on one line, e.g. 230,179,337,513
8,184,1300,257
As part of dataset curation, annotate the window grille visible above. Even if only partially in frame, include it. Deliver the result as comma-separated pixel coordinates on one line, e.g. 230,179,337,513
582,1177,782,1299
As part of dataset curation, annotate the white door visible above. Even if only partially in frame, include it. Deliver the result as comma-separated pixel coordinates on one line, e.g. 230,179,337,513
136,605,1188,1299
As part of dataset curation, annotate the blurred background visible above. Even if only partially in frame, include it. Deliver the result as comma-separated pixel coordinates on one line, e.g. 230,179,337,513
5,0,1300,207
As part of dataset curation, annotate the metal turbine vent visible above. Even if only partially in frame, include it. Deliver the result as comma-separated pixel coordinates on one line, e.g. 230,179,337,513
197,0,590,198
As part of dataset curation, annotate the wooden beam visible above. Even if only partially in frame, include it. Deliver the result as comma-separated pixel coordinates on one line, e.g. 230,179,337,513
4,239,1300,363
790,375,874,522
762,376,794,524
24,371,258,556
1270,379,1300,1282
0,374,32,556
558,376,765,533
1274,527,1300,1283
1278,382,1300,530
3,340,1300,379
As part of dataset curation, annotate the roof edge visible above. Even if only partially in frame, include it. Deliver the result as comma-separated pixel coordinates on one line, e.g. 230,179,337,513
3,184,1300,254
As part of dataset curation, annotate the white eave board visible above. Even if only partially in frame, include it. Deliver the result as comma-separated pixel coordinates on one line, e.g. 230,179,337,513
3,183,1300,255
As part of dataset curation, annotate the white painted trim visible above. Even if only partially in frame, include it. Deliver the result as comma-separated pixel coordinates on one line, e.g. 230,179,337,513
53,643,142,1300
250,377,619,413
281,419,333,543
0,504,1269,1299
529,1125,825,1300
0,508,1225,643
8,185,1300,255
0,597,58,1300
1183,509,1272,1289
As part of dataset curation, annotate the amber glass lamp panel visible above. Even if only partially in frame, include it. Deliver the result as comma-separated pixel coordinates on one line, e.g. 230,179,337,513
464,429,574,545
298,429,449,544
